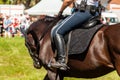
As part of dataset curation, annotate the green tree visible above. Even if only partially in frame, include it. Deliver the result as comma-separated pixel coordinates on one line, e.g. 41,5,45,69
0,0,41,9
12,0,40,9
2,0,8,4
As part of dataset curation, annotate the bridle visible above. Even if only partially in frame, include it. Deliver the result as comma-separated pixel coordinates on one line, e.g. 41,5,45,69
25,41,41,66
26,16,61,67
25,32,41,67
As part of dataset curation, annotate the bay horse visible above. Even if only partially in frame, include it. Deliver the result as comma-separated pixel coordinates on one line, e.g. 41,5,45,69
21,15,120,80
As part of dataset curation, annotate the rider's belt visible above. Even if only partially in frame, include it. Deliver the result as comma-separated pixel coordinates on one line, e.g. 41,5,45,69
75,5,97,15
86,5,97,15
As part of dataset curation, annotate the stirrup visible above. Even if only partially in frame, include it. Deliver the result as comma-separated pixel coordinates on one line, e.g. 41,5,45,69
48,59,69,70
51,62,68,70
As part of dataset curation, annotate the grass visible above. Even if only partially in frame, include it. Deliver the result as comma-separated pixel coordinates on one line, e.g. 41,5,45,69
0,37,46,80
0,37,120,80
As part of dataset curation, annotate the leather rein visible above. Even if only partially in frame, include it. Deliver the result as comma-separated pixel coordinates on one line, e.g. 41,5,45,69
28,16,60,66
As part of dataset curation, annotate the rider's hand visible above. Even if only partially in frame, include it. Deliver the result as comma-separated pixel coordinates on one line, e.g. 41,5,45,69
57,11,63,18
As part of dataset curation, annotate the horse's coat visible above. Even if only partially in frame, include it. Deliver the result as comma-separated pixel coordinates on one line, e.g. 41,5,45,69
22,16,120,80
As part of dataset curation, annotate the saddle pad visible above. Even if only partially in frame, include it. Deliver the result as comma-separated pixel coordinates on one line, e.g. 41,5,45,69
68,24,103,55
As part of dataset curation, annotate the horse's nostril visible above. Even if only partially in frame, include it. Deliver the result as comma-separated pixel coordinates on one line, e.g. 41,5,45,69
33,62,42,69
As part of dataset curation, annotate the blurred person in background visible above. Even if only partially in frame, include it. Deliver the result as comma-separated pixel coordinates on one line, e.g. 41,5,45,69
13,16,20,37
0,13,4,37
25,15,31,30
29,16,37,24
19,14,31,37
19,14,28,31
3,15,13,38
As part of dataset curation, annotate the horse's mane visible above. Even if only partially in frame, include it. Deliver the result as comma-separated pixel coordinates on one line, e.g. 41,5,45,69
26,15,55,33
38,15,68,22
38,15,56,22
25,15,60,42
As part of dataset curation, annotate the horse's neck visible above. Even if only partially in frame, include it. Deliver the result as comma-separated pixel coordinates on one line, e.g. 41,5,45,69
39,16,61,64
39,33,55,65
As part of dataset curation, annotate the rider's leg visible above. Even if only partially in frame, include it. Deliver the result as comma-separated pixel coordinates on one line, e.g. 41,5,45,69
51,11,93,70
54,33,67,68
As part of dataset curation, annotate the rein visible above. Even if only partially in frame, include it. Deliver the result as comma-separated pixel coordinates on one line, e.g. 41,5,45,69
38,16,60,41
25,30,41,66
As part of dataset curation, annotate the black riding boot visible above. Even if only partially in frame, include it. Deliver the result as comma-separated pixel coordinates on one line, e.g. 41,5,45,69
52,34,67,70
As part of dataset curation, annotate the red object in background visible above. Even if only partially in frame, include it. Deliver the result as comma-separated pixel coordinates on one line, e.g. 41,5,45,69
13,18,19,28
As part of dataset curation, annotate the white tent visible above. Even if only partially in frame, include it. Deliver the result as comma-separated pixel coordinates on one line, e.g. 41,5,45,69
0,4,25,15
25,0,71,16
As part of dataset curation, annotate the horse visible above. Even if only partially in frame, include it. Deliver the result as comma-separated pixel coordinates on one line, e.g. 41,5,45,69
21,15,120,80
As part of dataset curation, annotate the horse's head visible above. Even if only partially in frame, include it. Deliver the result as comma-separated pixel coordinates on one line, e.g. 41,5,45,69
20,26,43,69
26,34,42,69
21,16,61,69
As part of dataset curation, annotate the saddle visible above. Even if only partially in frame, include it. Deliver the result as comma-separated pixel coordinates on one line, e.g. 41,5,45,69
64,16,103,55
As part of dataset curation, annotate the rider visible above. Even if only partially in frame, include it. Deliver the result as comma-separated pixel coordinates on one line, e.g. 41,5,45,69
51,0,101,70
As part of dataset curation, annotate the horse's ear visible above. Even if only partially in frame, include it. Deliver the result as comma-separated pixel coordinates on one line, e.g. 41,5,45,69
20,27,27,38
